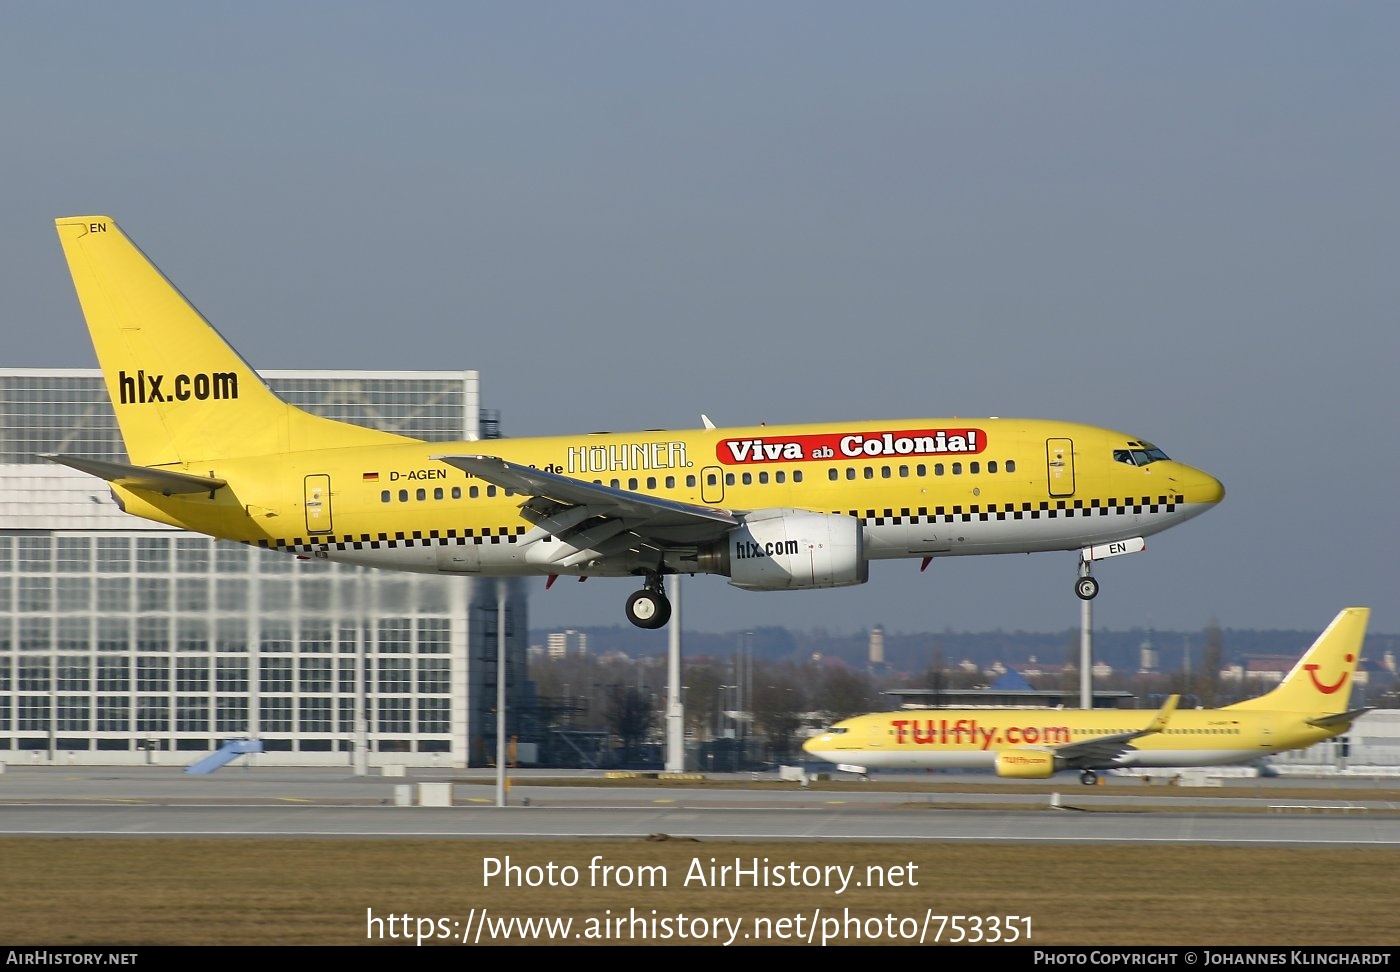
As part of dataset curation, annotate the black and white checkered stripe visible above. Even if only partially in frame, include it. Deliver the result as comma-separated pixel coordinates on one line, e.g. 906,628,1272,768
258,525,529,555
851,495,1178,527
258,494,1181,551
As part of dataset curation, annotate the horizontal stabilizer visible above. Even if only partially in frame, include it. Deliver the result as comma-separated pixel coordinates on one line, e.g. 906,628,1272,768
42,454,226,495
1307,708,1371,731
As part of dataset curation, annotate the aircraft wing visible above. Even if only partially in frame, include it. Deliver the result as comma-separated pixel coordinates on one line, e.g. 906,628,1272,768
1049,694,1179,769
432,455,739,564
42,454,227,495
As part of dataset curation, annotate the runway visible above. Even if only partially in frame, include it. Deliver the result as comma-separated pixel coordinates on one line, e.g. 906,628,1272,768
1,766,1397,846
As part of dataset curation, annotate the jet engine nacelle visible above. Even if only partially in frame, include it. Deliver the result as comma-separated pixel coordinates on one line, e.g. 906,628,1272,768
698,509,867,591
993,749,1057,779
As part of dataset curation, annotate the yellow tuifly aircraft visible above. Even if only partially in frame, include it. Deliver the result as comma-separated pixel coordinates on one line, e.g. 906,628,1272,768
46,216,1224,628
803,607,1371,783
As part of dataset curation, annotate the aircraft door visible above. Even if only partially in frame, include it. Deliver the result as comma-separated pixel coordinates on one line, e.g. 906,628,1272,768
701,465,725,505
1046,438,1075,497
304,475,332,535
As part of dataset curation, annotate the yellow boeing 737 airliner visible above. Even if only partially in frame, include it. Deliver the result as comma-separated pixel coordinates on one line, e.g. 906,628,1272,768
46,215,1224,628
804,607,1371,783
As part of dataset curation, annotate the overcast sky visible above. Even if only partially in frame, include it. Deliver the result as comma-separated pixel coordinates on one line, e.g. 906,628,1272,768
2,4,1395,638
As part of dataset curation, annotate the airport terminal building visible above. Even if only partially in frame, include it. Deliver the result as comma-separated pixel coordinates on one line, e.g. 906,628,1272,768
0,368,529,768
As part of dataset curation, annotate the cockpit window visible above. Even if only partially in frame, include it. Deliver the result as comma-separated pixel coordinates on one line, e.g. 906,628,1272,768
1113,442,1171,467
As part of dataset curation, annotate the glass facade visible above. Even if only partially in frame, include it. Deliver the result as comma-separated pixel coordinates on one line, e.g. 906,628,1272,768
0,369,528,766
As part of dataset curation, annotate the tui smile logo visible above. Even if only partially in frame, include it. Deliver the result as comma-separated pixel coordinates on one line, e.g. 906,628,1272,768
1305,654,1353,695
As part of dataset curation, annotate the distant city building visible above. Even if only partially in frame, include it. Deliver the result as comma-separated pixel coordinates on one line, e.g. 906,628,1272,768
546,629,588,659
0,368,528,767
868,625,884,669
1138,632,1158,674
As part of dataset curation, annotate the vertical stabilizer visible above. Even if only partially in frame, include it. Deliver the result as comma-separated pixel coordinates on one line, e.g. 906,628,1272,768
54,216,408,466
1228,607,1370,713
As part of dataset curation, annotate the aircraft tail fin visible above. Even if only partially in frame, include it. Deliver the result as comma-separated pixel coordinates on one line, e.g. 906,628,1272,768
54,216,409,467
1228,607,1370,713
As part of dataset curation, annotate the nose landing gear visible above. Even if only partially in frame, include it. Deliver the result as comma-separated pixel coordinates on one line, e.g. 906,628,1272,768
1075,557,1099,601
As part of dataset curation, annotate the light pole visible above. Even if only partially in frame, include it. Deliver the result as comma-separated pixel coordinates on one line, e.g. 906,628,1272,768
664,574,684,773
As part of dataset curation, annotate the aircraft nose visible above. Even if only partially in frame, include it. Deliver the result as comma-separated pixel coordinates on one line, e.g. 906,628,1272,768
1190,468,1225,505
1168,463,1224,506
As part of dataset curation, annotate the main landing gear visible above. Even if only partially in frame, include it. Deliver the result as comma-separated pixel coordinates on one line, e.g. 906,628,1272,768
1080,769,1098,786
625,573,672,629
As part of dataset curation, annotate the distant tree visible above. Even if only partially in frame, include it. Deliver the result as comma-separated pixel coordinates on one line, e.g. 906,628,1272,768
682,661,723,739
924,643,947,694
751,666,806,764
1200,619,1223,708
813,665,876,722
604,685,655,765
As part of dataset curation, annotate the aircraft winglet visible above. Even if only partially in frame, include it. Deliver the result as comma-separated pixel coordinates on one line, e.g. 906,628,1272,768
1143,694,1179,736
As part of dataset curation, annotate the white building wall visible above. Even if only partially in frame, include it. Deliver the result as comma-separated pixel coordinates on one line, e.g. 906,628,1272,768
0,368,528,768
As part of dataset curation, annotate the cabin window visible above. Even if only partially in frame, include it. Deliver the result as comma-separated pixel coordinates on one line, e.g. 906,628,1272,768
916,464,927,476
469,486,479,499
665,476,676,489
863,467,874,480
970,461,980,474
987,460,998,473
952,463,962,475
934,463,944,476
451,487,462,499
793,471,802,483
706,473,717,486
685,475,695,488
398,489,409,502
881,466,891,479
725,473,735,486
609,479,619,489
777,471,787,483
433,487,444,500
899,465,909,477
647,477,657,490
487,486,498,497
758,471,769,484
1006,459,1016,473
380,490,390,503
416,489,426,501
742,472,752,485
829,469,839,481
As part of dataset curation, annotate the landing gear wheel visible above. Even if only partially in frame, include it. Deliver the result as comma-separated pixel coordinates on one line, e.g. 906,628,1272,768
1080,769,1098,786
1075,576,1100,601
626,588,672,629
